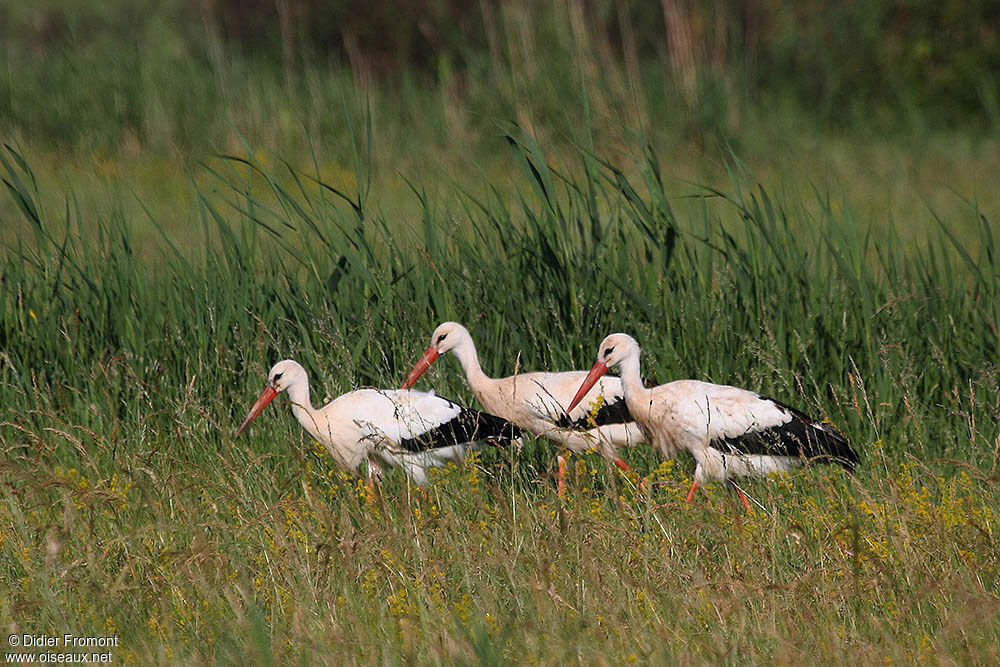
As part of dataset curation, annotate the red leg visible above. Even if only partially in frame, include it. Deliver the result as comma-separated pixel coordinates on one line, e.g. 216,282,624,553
637,475,651,495
613,456,646,495
731,481,752,512
364,459,385,502
686,479,698,503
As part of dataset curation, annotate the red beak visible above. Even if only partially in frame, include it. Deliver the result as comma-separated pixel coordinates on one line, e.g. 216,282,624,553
566,360,609,414
401,345,441,389
236,385,279,436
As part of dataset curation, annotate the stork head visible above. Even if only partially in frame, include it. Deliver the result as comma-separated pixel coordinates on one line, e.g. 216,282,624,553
401,321,471,389
235,359,306,436
592,333,640,370
566,333,640,413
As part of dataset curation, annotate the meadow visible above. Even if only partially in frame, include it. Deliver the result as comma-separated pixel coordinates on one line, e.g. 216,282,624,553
2,2,1000,664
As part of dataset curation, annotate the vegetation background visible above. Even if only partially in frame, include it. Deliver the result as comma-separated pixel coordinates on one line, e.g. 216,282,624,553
1,1,999,663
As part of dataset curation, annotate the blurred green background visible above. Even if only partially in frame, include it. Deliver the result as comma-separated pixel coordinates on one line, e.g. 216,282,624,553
3,4,1000,663
5,0,1000,145
2,0,998,250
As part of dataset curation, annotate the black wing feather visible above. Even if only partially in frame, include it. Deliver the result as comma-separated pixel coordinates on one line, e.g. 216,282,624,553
712,395,858,470
398,401,520,453
556,395,633,429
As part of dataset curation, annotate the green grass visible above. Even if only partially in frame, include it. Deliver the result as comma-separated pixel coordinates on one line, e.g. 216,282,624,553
4,443,998,664
2,116,999,663
3,1,1000,258
2,4,1000,659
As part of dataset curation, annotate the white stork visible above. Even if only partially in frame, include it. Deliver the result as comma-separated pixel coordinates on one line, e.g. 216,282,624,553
567,334,857,510
236,360,520,485
401,322,645,478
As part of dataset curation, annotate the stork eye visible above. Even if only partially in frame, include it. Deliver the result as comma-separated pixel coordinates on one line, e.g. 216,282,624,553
272,372,284,382
436,334,447,344
603,346,615,358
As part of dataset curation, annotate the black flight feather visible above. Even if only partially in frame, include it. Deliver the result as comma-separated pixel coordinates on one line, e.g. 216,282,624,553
555,396,633,429
712,394,858,470
398,400,520,453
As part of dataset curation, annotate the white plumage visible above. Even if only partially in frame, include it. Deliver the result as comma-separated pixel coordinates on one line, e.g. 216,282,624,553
237,360,519,485
568,334,857,508
401,322,644,466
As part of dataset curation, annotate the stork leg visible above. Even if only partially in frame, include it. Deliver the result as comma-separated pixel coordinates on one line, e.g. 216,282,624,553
637,474,651,495
557,454,567,498
731,481,753,513
365,459,383,502
609,455,650,495
686,479,698,503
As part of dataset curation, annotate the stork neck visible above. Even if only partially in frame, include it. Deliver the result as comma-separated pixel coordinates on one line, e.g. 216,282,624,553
450,337,493,393
617,352,649,404
286,379,320,440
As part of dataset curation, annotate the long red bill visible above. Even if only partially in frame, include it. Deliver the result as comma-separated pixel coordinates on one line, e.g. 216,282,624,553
401,345,441,389
566,360,609,414
236,385,279,437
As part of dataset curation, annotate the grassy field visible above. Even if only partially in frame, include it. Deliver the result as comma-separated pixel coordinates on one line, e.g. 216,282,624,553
3,4,1000,664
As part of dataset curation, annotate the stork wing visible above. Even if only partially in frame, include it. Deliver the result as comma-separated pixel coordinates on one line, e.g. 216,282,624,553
354,389,518,453
675,382,856,468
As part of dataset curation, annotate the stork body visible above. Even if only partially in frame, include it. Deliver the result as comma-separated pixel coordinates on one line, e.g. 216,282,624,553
237,360,519,485
402,322,644,465
568,334,857,508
